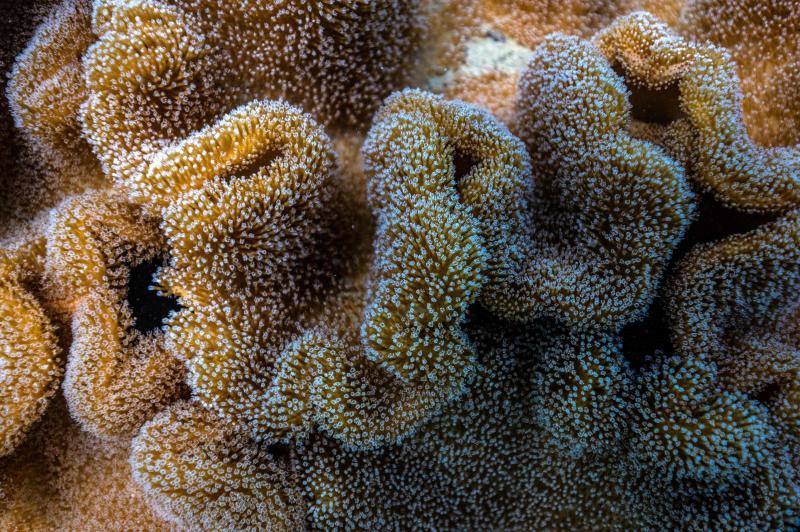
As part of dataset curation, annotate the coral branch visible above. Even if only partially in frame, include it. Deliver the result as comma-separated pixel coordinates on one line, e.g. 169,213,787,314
81,0,422,189
303,89,529,449
7,0,103,198
596,12,800,212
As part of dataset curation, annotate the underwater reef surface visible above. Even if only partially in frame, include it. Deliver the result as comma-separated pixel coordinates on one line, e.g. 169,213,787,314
1,0,799,530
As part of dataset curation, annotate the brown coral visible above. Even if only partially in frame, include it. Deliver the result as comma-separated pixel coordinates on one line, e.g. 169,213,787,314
679,0,800,148
6,0,103,201
477,0,684,50
668,210,800,432
301,89,529,449
432,0,686,121
81,0,220,185
301,321,639,530
303,313,800,530
625,356,799,530
130,400,304,531
81,0,422,188
163,89,525,452
150,99,340,298
46,190,184,439
0,397,177,530
628,356,772,483
488,32,694,330
0,233,60,457
3,2,800,530
595,11,800,213
156,100,353,444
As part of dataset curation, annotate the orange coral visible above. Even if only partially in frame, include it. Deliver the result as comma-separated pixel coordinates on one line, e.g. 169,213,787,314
131,400,304,531
150,100,340,299
679,0,800,148
433,0,685,121
0,233,60,457
81,0,220,185
3,2,800,530
0,398,177,530
477,0,683,50
46,190,184,439
6,0,103,199
81,0,422,188
155,100,353,443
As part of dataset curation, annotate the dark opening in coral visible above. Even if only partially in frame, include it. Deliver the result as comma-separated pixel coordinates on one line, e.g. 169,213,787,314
628,82,685,125
753,380,784,405
452,149,478,184
682,193,779,248
127,258,181,333
612,62,686,126
661,193,780,284
620,302,671,369
227,148,281,180
266,441,293,463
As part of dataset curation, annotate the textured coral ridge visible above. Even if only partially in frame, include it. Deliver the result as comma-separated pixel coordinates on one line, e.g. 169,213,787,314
594,11,800,213
6,0,103,200
492,31,695,330
157,100,347,442
131,401,306,530
125,100,349,529
46,189,185,439
131,90,529,529
301,322,639,530
669,210,800,436
679,0,800,149
2,0,800,530
81,0,422,188
296,88,529,449
0,233,60,457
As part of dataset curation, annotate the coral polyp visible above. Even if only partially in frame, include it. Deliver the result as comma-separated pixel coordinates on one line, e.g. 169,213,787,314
2,0,800,529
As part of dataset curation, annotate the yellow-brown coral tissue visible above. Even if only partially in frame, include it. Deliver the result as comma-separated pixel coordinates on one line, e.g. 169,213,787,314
1,1,799,530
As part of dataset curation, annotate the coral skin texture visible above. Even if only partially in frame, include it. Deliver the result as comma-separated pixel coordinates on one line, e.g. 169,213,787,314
0,236,60,458
2,1,800,531
46,190,186,440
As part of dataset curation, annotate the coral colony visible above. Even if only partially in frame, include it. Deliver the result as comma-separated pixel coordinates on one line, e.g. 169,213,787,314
1,0,800,530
